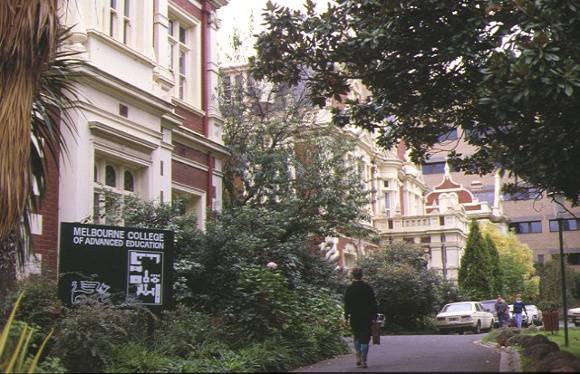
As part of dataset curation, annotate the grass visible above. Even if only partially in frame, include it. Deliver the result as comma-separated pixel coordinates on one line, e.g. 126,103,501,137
526,328,580,358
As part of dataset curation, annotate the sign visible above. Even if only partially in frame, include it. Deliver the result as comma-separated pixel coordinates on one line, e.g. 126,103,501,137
58,222,173,312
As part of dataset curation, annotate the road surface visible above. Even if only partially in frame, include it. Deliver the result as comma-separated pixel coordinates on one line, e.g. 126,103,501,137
294,333,501,372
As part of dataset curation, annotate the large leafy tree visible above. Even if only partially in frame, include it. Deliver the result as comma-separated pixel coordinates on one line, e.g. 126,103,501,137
480,222,539,300
220,68,370,240
458,220,494,300
0,1,82,295
252,0,580,203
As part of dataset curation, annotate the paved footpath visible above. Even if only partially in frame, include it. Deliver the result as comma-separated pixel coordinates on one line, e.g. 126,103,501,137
294,334,501,372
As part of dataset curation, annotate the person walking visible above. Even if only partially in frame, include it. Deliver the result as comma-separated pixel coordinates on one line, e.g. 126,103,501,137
512,294,528,329
344,267,378,369
494,297,508,327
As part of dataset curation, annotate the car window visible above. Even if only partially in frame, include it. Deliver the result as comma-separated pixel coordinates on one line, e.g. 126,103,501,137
475,303,483,312
480,301,495,311
442,303,473,313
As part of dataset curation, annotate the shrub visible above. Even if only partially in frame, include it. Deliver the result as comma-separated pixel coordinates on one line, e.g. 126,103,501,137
105,343,173,373
358,242,443,330
51,301,151,372
1,275,62,331
154,304,219,356
222,264,301,343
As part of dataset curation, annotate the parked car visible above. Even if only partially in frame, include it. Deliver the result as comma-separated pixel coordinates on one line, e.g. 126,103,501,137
508,304,530,327
479,299,500,327
526,305,543,326
568,307,580,327
436,302,494,334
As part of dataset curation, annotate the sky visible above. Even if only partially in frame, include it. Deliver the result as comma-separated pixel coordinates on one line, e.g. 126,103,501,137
216,0,329,65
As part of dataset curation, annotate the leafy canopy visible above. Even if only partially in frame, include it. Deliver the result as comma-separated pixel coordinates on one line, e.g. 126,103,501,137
252,0,580,203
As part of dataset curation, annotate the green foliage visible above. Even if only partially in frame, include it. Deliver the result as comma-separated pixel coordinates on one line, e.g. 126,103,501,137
153,304,219,357
0,293,54,373
105,344,173,373
481,223,539,300
1,275,63,332
357,242,443,329
223,264,300,342
535,258,575,311
458,221,494,300
51,301,151,372
252,0,580,203
485,234,503,297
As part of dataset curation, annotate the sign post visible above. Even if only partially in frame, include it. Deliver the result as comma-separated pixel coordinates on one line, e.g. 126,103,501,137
58,222,174,313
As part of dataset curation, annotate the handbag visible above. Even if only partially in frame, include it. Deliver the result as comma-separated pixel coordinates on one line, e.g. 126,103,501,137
371,320,380,345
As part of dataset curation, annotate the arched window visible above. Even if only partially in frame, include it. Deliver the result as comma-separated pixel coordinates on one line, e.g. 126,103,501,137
105,165,116,187
124,170,134,192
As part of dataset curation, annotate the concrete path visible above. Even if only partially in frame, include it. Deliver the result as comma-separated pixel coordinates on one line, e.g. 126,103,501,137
294,334,501,372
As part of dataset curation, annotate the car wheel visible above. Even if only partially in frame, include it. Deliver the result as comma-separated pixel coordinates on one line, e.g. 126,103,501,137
473,321,481,334
459,330,465,335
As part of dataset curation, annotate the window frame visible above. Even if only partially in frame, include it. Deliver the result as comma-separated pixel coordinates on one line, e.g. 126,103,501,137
509,220,543,234
167,15,192,101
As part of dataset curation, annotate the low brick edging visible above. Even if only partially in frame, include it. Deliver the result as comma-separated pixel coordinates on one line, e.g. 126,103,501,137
495,328,580,372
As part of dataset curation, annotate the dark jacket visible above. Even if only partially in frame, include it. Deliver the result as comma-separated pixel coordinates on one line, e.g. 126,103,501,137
344,280,378,323
513,300,527,314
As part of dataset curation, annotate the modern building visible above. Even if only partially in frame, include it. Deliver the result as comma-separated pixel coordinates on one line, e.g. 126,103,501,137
30,0,229,276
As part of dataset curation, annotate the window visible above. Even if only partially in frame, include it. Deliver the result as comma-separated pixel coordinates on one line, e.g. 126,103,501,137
108,0,131,44
168,16,191,101
384,192,391,216
94,159,140,224
537,254,545,264
568,254,580,266
473,190,495,205
549,218,580,232
437,129,458,142
509,221,542,234
422,162,446,175
503,188,541,201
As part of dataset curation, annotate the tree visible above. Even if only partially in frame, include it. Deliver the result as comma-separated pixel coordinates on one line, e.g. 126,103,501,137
458,220,493,300
535,258,575,311
220,67,370,240
252,0,580,204
0,1,82,295
357,242,442,330
480,223,539,300
485,234,503,297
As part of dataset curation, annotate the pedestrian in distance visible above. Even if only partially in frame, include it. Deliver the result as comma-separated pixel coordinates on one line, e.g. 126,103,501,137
512,293,528,329
344,267,378,369
494,296,509,327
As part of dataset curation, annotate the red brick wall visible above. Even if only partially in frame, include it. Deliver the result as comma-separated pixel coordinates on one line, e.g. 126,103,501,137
172,160,208,191
175,106,204,135
174,142,208,165
31,151,60,276
170,0,202,19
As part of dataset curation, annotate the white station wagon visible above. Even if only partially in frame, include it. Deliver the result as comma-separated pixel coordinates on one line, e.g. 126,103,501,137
436,302,494,334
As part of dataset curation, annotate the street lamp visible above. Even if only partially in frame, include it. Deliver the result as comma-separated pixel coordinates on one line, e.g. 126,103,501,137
552,194,569,347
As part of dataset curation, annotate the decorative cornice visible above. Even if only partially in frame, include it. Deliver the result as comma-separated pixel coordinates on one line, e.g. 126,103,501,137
173,127,230,157
89,121,159,152
172,154,209,171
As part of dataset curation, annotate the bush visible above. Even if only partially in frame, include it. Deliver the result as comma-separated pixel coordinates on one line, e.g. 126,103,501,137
1,275,62,331
154,304,220,356
222,264,301,343
105,343,173,373
51,301,151,372
358,242,443,330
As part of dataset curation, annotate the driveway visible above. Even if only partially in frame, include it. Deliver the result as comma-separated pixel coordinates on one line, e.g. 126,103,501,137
294,334,500,372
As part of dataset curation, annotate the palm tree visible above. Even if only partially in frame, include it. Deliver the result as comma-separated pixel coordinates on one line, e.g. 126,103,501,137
0,0,82,294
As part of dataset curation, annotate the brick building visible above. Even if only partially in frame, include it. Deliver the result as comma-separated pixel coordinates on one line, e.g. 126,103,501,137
29,0,229,275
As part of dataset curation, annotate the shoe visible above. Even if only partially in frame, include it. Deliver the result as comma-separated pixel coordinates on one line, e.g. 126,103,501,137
356,352,362,366
361,362,368,369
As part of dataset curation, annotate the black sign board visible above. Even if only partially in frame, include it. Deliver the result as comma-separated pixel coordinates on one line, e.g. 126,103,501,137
58,222,173,312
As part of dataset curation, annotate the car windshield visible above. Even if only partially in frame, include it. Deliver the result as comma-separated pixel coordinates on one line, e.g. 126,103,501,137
442,303,473,313
527,305,537,312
